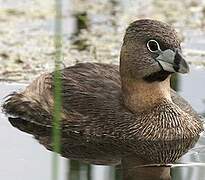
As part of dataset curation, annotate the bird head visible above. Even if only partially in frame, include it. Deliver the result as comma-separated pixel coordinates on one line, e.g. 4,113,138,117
120,19,189,82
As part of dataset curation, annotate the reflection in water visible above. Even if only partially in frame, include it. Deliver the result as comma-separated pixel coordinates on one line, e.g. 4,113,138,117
68,160,91,180
114,165,122,180
172,166,205,180
71,12,90,51
73,12,88,35
68,160,80,180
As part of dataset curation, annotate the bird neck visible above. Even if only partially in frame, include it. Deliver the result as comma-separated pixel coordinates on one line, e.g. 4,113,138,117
122,157,171,180
121,76,172,113
122,164,171,180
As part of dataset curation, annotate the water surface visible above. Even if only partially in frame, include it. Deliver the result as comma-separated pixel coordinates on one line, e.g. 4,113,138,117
1,0,205,179
0,66,205,180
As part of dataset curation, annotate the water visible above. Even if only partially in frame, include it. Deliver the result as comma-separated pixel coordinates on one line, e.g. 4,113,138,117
0,66,205,180
1,0,205,179
0,83,117,180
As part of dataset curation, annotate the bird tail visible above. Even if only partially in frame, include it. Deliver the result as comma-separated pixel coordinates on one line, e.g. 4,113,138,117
2,73,54,121
2,92,52,135
3,91,51,120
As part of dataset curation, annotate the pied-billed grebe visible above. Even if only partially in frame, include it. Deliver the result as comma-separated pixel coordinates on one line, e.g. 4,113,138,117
2,19,203,180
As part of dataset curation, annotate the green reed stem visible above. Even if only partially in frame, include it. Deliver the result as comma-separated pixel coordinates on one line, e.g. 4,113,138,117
52,0,62,180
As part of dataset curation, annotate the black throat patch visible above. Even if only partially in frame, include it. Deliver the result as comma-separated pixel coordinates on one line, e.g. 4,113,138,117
143,70,172,83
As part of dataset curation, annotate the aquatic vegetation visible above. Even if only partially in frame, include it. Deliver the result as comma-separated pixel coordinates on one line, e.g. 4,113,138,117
1,0,205,82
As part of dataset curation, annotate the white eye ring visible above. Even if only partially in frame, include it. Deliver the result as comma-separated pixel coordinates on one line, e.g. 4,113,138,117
147,39,161,53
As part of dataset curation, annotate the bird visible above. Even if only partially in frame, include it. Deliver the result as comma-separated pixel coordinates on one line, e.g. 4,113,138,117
2,19,203,180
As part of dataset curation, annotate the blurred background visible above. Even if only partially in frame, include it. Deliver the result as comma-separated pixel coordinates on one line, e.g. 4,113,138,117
0,0,205,180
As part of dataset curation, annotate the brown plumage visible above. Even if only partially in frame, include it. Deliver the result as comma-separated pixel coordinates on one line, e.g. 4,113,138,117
2,19,203,180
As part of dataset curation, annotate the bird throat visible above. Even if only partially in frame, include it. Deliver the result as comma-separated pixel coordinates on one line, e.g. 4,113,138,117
121,76,172,113
143,70,172,83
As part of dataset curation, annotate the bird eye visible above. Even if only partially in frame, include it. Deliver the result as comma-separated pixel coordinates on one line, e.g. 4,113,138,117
147,40,161,52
